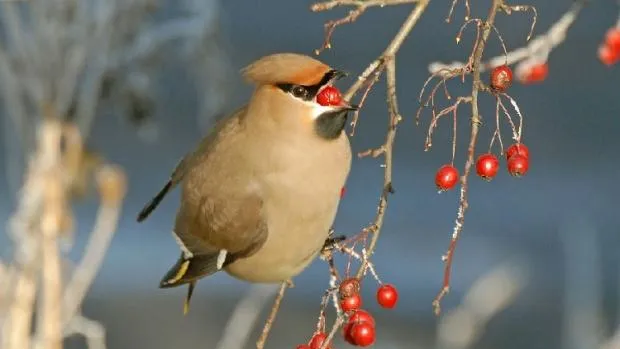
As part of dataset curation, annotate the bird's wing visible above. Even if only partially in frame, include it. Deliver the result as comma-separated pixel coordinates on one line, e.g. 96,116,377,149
136,106,248,222
184,191,268,259
161,191,268,288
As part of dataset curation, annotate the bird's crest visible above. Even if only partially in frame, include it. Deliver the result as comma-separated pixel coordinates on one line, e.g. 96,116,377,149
241,53,331,87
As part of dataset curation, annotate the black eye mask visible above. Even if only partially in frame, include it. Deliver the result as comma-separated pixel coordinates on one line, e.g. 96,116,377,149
275,69,346,102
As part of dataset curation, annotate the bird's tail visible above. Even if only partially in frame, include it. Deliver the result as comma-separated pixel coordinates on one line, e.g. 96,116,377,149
136,180,172,222
159,253,224,314
159,253,224,288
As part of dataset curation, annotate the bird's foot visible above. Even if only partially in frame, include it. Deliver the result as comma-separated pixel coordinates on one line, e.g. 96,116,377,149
321,234,346,254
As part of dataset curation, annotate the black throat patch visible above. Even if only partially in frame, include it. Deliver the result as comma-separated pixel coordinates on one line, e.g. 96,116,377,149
314,109,349,140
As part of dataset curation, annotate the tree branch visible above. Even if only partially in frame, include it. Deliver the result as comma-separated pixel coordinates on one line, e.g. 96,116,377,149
311,0,420,54
432,0,503,316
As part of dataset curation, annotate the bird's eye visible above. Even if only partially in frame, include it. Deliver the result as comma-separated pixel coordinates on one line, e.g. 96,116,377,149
291,85,309,99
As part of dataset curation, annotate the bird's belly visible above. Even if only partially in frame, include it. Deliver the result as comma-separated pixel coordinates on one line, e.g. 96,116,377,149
225,198,338,283
225,134,350,283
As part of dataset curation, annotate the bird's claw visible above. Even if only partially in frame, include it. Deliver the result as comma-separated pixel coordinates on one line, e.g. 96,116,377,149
321,234,346,254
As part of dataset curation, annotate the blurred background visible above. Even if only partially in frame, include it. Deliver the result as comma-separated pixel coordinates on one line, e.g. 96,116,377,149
1,1,620,349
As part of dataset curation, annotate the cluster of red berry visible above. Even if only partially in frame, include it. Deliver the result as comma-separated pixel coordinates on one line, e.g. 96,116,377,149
434,143,530,191
433,64,531,191
491,61,548,86
503,143,529,177
475,143,530,180
317,86,344,106
296,279,398,349
598,27,620,66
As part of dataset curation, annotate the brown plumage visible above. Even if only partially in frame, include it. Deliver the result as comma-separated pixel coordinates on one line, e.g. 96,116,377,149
136,52,356,313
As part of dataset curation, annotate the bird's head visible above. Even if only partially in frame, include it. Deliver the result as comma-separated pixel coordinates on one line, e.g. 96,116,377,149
241,53,357,140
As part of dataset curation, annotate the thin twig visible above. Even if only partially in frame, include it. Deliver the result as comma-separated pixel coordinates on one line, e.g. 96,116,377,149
311,0,419,54
429,1,585,76
355,56,401,279
300,3,429,342
318,316,345,349
256,281,289,349
330,0,429,284
348,65,385,136
447,0,471,23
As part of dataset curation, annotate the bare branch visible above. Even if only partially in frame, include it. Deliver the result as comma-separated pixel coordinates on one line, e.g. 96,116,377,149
355,56,400,279
433,0,504,316
61,164,127,327
65,314,107,349
311,0,419,54
501,3,538,41
302,2,429,343
429,1,584,76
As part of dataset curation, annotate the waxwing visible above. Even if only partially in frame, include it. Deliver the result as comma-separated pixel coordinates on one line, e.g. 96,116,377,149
136,52,356,313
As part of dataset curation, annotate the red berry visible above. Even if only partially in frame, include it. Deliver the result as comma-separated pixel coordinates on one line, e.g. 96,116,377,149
505,143,529,160
475,153,499,180
435,164,459,191
309,332,331,349
297,345,311,349
317,86,343,106
340,294,362,313
598,44,620,66
605,28,620,53
339,278,361,298
507,154,529,177
489,65,513,92
349,309,376,326
343,326,357,346
340,186,346,198
342,310,376,345
349,322,376,347
376,284,398,309
520,63,548,84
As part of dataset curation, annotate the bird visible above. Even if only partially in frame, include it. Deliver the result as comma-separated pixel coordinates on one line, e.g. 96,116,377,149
136,52,357,314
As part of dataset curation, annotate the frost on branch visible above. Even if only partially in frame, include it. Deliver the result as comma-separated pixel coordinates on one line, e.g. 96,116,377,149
0,1,229,348
429,1,586,84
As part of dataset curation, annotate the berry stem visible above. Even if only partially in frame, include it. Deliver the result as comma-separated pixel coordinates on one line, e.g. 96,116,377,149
451,103,457,164
318,316,345,349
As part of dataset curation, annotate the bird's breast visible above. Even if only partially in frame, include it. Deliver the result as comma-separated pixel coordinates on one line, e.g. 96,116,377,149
225,134,351,282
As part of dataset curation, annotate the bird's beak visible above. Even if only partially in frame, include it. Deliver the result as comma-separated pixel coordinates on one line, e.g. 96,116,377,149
323,69,358,111
328,69,348,84
337,100,358,111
